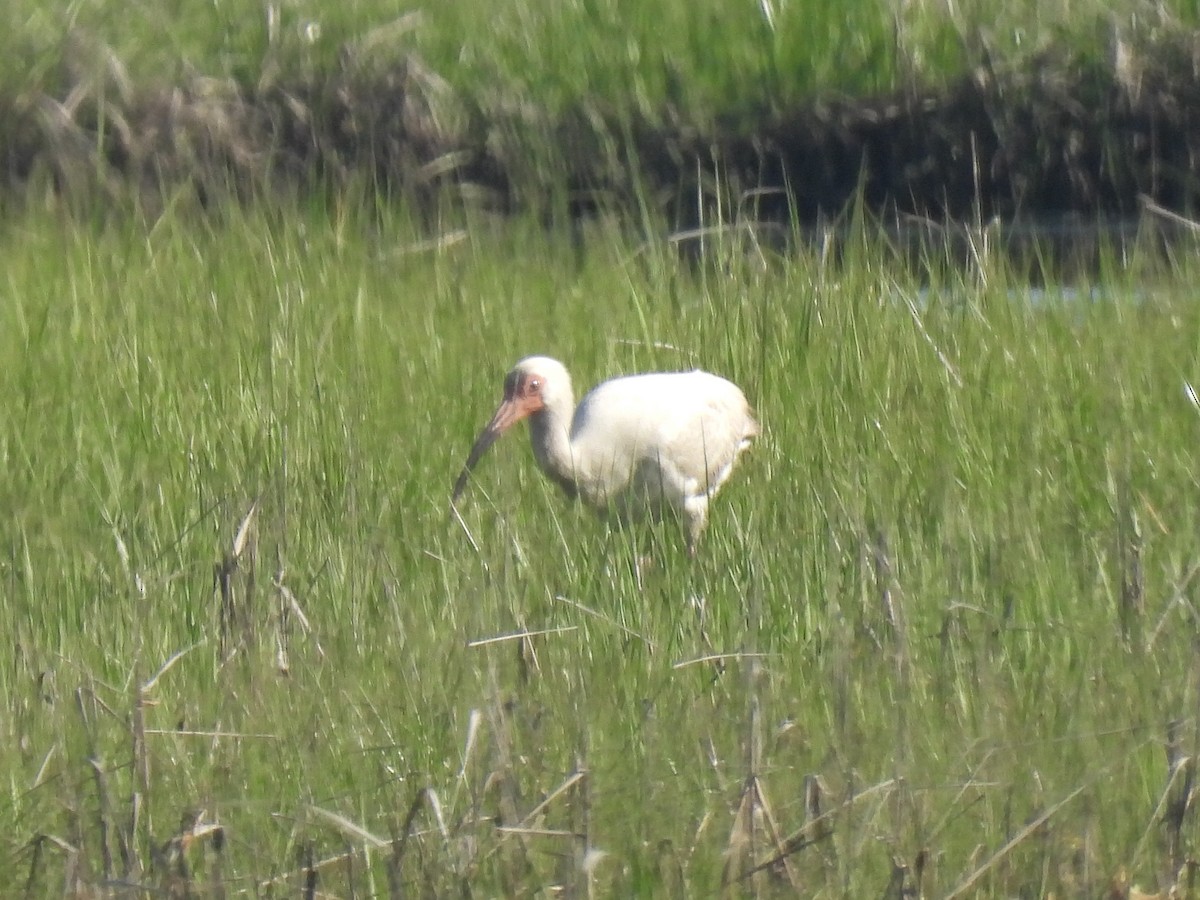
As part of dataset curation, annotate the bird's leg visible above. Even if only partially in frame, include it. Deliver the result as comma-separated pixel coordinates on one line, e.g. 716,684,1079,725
683,502,708,558
630,525,658,589
602,520,650,590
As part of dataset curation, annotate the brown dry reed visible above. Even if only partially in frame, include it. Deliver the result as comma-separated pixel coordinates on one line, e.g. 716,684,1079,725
4,27,1200,232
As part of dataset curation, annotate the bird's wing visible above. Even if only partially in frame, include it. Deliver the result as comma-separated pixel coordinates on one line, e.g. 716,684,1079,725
573,372,756,499
654,374,757,494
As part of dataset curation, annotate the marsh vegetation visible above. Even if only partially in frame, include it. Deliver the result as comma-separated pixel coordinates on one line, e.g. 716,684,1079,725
5,0,1200,896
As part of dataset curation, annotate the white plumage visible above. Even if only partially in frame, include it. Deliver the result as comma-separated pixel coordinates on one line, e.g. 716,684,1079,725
452,356,758,553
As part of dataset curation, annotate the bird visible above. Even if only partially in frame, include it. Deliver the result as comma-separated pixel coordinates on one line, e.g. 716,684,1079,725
451,355,759,554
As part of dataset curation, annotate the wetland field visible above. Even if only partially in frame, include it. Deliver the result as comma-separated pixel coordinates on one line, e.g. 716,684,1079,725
6,0,1200,895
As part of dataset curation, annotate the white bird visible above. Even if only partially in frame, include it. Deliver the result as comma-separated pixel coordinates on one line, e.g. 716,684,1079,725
452,356,759,554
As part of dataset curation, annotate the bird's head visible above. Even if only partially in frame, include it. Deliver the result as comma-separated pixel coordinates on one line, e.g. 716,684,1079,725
503,356,572,419
451,356,572,504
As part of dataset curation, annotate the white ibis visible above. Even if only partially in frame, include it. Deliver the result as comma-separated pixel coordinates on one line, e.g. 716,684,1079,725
451,356,759,554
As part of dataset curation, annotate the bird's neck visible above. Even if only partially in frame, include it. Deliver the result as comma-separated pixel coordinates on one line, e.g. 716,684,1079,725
528,401,579,496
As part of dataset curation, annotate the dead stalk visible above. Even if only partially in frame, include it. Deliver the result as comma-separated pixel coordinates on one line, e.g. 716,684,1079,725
943,786,1086,899
1161,719,1194,875
215,501,259,659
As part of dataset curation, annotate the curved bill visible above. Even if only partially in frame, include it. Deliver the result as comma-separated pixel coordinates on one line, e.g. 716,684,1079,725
451,398,532,505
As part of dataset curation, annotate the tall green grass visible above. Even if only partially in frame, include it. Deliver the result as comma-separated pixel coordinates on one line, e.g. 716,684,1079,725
5,0,1198,116
2,199,1200,894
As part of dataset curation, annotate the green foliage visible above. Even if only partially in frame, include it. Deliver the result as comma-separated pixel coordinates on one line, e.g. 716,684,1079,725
5,0,1199,115
2,201,1200,894
5,1,1200,894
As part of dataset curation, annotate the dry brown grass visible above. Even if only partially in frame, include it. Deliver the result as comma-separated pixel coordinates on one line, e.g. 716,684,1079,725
3,27,1200,232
